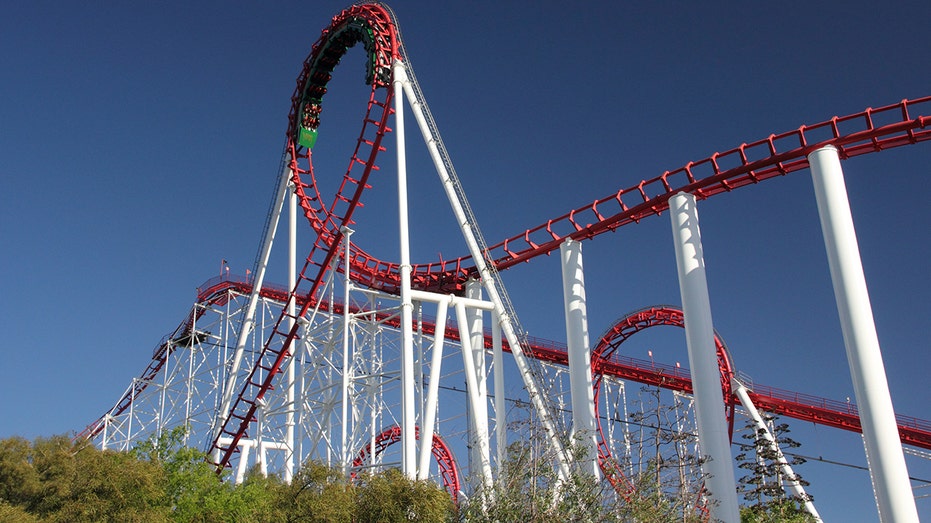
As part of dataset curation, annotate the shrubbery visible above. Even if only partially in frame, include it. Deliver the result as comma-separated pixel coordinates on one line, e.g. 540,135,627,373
0,431,453,523
0,420,817,522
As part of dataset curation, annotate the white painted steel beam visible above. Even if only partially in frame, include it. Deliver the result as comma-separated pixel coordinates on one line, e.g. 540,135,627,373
214,161,293,459
340,226,354,476
456,301,493,490
465,279,489,486
669,192,740,523
417,297,449,480
732,379,821,522
808,145,919,523
392,61,417,479
396,59,572,482
284,181,297,482
559,239,599,478
492,315,506,471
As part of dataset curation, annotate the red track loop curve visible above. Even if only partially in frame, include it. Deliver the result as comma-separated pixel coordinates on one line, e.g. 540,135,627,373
589,305,737,496
209,3,402,470
289,2,398,235
157,1,931,478
351,425,461,502
593,306,736,397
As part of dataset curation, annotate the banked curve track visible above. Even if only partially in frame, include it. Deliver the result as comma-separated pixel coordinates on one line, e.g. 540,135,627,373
128,2,929,472
348,95,931,293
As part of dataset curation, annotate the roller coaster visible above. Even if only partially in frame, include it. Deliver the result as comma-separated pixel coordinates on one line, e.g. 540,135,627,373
78,3,930,522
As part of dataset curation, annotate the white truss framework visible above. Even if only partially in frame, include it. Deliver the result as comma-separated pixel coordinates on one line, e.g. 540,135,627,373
89,273,726,503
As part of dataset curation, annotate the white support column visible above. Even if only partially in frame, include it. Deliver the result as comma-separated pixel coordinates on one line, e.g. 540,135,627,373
158,343,169,439
128,380,136,450
233,438,254,484
284,181,297,482
258,438,268,477
492,314,506,470
415,302,425,436
669,192,740,523
398,60,572,482
340,226,354,477
215,162,292,454
185,319,195,445
406,288,498,480
393,61,417,479
808,146,918,523
417,297,449,480
456,301,494,491
559,239,599,478
100,416,109,451
256,399,266,477
465,279,488,482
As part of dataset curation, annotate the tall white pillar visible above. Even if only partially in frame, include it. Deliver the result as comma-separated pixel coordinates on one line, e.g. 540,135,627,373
235,439,254,484
284,181,297,482
669,192,740,523
465,280,489,485
808,145,918,523
417,297,449,480
215,163,292,458
340,226,354,477
492,314,507,471
559,239,599,478
456,301,493,490
393,61,416,479
398,73,572,482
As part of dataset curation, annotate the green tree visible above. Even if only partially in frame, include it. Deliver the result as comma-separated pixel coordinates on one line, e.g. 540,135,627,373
613,464,705,523
740,499,817,523
0,436,41,510
460,389,716,523
49,440,168,522
461,440,557,522
132,427,277,523
461,437,617,523
238,468,288,523
353,468,454,523
0,501,39,523
273,461,354,522
0,500,39,523
735,416,815,523
0,435,170,522
26,435,78,518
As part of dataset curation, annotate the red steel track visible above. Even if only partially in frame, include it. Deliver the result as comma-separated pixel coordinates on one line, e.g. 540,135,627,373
79,2,931,475
345,96,931,293
208,3,400,468
208,2,931,471
351,426,461,503
78,276,931,456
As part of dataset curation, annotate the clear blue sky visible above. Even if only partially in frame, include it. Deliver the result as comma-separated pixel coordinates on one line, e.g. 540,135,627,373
1,1,928,519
